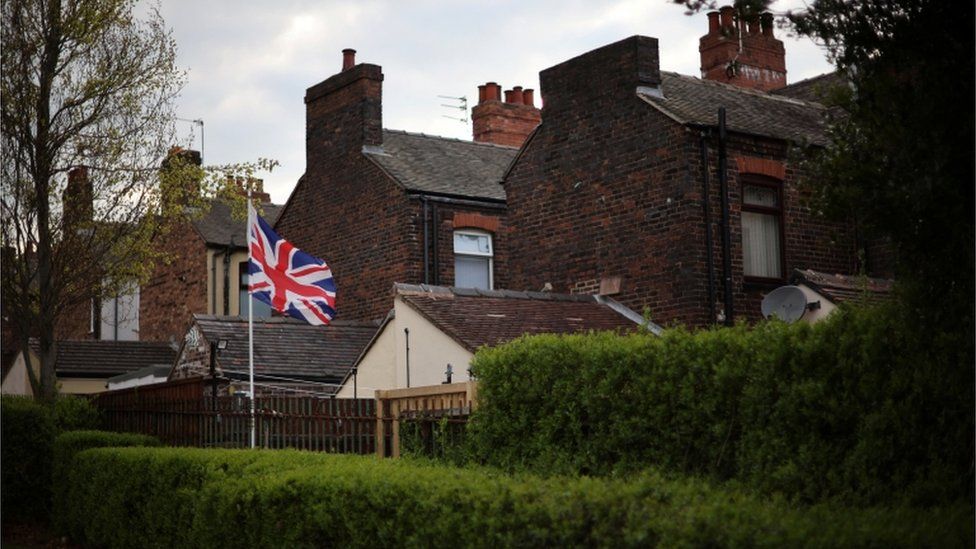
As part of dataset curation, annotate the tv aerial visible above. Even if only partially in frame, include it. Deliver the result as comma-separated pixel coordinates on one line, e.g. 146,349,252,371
761,285,819,323
438,95,468,124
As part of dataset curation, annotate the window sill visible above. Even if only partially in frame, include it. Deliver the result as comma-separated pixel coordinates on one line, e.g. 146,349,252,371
743,278,785,292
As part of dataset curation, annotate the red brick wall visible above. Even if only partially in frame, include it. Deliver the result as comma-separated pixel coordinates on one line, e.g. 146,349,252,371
504,35,856,328
139,221,209,342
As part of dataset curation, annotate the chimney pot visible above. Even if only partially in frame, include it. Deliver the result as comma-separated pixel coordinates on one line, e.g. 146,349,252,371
478,84,487,103
523,89,535,107
747,15,760,34
342,48,356,71
719,6,735,30
504,89,515,103
485,82,501,101
511,86,524,105
707,11,719,33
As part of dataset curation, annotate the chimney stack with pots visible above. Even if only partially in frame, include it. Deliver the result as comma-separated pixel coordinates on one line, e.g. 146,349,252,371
471,82,541,148
699,5,786,91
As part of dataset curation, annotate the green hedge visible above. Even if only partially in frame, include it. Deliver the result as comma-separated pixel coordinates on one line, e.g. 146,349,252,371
1,395,105,524
464,304,974,506
59,447,971,548
1,397,58,522
52,430,161,533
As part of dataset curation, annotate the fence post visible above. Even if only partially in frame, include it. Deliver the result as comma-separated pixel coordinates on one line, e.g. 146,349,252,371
375,390,385,458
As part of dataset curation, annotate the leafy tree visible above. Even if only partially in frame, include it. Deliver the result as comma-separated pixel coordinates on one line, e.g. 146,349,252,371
674,0,974,338
0,0,273,400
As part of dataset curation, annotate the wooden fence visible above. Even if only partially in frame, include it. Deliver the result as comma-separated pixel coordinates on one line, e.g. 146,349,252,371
375,381,478,458
95,378,380,454
94,379,479,457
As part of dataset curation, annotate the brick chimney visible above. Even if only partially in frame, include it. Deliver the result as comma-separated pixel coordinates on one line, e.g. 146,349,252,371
62,166,93,226
699,6,786,91
540,35,661,113
305,48,383,158
471,82,541,148
230,177,271,203
161,146,203,199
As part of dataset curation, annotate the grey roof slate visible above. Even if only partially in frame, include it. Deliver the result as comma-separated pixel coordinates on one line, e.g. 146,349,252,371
639,72,829,146
364,130,515,201
773,72,847,103
192,315,378,389
44,340,177,377
791,269,893,305
192,200,283,247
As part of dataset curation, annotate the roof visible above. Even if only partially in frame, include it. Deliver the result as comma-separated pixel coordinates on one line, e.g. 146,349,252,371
192,200,283,247
773,72,848,103
191,315,378,387
107,364,172,384
39,340,177,377
638,72,829,146
394,284,658,353
364,130,516,201
792,269,894,305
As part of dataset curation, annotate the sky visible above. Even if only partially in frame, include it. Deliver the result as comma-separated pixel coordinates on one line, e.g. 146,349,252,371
157,0,833,204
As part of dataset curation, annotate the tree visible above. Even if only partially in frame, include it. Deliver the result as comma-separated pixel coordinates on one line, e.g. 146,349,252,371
1,1,272,400
673,0,974,335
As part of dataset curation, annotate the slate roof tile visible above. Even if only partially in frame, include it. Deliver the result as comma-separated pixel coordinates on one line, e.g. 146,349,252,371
639,72,829,146
192,315,377,389
192,200,283,247
792,268,894,305
49,340,177,376
365,130,516,201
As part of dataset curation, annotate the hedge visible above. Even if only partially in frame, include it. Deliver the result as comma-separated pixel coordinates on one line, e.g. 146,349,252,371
1,395,108,524
52,430,161,533
1,397,58,522
59,447,971,548
464,303,974,506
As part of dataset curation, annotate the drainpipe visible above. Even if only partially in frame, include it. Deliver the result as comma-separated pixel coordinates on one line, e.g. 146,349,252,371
431,204,440,285
404,328,411,388
223,240,233,316
422,197,430,284
210,250,219,314
718,107,734,326
700,131,717,325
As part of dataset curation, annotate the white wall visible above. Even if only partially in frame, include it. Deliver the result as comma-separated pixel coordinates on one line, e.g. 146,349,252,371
393,298,474,388
1,351,36,396
796,284,837,323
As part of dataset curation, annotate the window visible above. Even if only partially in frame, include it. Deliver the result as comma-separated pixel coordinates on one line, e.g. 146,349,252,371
454,230,493,289
239,262,273,318
741,178,784,280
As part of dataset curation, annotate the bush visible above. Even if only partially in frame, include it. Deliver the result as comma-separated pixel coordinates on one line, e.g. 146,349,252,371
60,447,972,548
53,396,101,432
52,430,160,533
464,303,974,506
1,396,57,522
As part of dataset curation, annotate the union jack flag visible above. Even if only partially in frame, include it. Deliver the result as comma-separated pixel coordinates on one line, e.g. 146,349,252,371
247,203,337,325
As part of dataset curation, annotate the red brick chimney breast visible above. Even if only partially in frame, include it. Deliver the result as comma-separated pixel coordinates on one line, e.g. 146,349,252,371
699,5,786,91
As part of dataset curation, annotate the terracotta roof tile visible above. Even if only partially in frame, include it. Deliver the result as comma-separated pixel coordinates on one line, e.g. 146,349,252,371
395,284,655,352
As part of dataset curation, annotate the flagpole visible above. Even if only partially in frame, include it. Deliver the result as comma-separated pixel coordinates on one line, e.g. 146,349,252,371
248,188,256,449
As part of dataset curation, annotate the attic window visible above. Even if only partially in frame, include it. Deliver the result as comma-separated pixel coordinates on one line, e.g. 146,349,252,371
454,230,493,290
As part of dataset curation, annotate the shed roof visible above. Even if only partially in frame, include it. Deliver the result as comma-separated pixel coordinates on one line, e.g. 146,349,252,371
191,315,378,388
792,269,894,305
639,72,829,146
364,130,516,201
394,284,657,353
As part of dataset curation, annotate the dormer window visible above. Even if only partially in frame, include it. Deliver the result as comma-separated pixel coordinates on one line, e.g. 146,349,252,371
454,230,493,290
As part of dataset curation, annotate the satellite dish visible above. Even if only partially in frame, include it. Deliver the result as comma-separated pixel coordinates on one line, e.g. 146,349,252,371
761,285,809,323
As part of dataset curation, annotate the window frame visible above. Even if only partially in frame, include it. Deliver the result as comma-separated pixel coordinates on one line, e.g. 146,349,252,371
453,229,494,290
740,175,786,284
238,261,273,318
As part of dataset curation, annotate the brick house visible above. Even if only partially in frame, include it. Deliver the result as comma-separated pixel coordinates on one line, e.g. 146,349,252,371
274,50,540,322
502,9,880,327
139,188,283,345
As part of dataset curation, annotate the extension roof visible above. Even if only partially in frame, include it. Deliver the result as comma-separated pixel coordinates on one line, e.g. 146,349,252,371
191,315,378,388
192,200,283,248
28,340,177,378
791,268,894,305
638,72,829,146
364,130,516,201
773,71,848,103
393,283,658,353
